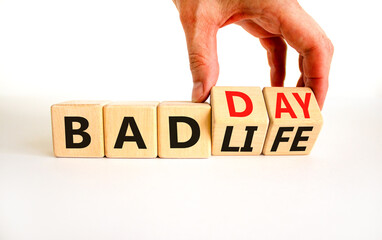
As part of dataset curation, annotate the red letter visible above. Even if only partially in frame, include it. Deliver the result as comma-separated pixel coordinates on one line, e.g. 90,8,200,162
275,93,297,118
225,91,253,117
293,92,311,118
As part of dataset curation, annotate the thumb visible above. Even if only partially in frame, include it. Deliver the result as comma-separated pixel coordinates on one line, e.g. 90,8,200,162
181,18,219,102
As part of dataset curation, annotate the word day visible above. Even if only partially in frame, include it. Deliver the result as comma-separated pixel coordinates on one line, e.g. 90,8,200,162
51,87,323,158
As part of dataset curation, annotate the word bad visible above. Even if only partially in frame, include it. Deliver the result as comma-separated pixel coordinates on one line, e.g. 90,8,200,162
51,87,323,158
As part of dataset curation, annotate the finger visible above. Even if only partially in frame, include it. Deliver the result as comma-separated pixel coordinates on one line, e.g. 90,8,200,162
180,13,219,103
296,55,304,87
296,75,304,87
279,3,334,109
260,37,287,87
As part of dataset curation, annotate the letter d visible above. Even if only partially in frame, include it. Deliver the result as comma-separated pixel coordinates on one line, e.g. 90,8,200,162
225,91,253,117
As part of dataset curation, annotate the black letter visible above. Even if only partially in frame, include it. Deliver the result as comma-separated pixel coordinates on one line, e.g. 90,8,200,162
114,117,147,149
290,126,313,151
240,126,258,152
271,127,294,152
221,126,240,152
169,116,200,148
65,116,91,148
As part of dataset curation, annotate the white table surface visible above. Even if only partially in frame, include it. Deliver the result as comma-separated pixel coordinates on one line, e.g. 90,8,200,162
1,96,381,240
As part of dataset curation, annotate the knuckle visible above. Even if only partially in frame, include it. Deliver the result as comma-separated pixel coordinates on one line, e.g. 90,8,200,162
326,38,334,55
319,36,334,56
188,53,209,70
178,3,214,27
307,36,334,59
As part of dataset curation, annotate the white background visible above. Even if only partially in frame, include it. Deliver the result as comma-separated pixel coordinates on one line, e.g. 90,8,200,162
0,0,382,239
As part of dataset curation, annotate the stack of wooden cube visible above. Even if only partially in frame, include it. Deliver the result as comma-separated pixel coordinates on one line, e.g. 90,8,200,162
51,87,323,158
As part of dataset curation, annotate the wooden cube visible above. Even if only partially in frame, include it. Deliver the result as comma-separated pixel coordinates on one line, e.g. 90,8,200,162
262,87,323,155
211,86,269,155
158,102,211,158
103,101,159,158
51,101,108,157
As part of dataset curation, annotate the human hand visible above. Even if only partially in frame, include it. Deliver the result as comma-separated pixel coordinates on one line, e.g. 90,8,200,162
172,0,333,109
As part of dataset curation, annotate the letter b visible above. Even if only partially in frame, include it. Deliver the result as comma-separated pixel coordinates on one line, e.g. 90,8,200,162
65,116,91,148
51,101,106,157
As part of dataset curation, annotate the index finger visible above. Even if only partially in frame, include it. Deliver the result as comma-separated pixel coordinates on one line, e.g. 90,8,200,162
278,3,334,109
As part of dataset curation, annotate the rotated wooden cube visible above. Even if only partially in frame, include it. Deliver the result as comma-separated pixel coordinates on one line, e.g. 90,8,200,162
103,102,159,158
262,87,323,155
51,101,108,157
211,86,269,155
157,102,211,158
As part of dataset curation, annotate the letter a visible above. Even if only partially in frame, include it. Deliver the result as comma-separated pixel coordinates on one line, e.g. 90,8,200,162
275,93,297,119
114,117,147,149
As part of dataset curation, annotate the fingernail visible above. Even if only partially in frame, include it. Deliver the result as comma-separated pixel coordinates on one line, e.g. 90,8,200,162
192,81,204,102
